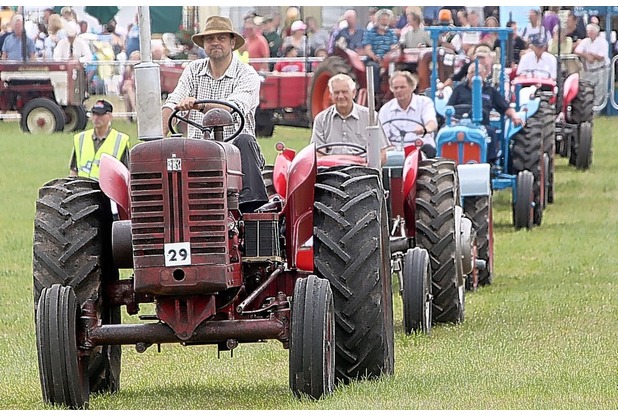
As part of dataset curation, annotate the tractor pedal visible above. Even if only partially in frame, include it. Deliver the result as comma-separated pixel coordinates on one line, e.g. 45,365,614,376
475,259,487,270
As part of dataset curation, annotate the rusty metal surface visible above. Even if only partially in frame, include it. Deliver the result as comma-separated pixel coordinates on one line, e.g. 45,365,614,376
111,220,133,268
88,315,288,345
157,296,216,340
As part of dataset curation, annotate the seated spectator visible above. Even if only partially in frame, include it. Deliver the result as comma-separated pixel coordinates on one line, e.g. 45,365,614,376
507,20,527,64
401,11,432,48
44,14,64,60
362,9,398,89
53,21,92,62
34,23,48,59
521,9,550,45
261,15,282,71
243,16,269,72
1,14,35,60
480,16,500,50
274,45,305,73
440,44,494,90
121,50,140,120
312,47,328,71
282,20,308,57
332,9,364,54
306,16,329,56
436,9,462,54
565,11,586,49
548,25,573,55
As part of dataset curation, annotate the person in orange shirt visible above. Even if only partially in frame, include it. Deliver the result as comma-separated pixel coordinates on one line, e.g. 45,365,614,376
243,16,269,72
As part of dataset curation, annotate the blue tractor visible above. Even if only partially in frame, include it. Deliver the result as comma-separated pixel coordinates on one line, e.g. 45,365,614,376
425,26,549,287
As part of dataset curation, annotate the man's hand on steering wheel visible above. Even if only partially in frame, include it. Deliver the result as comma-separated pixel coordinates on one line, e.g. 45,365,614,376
176,97,201,112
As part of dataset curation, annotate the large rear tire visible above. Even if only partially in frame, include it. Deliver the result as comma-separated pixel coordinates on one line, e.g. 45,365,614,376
575,121,593,170
415,159,464,324
36,284,89,409
20,97,65,134
463,195,493,286
511,108,544,226
63,105,88,132
33,177,121,395
289,275,335,399
313,165,394,382
570,80,594,124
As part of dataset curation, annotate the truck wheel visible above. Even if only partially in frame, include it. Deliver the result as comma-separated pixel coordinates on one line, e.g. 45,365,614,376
402,247,432,334
310,56,355,120
36,284,89,409
463,196,493,286
33,177,121,395
511,114,544,226
570,80,594,124
575,121,593,170
63,105,88,132
314,165,394,382
416,159,464,324
513,171,534,230
289,275,335,399
20,97,65,134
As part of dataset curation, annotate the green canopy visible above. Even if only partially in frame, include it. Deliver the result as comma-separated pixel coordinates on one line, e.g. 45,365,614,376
150,7,183,34
84,6,120,25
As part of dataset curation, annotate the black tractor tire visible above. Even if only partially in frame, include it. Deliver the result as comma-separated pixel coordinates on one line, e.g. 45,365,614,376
538,99,556,205
261,164,276,197
510,111,544,226
63,105,88,132
289,275,335,399
33,177,121,395
402,247,432,334
569,80,594,124
310,56,356,120
313,165,394,382
575,121,593,170
463,195,493,286
415,159,464,324
255,108,275,137
36,284,89,409
513,170,534,230
20,97,66,134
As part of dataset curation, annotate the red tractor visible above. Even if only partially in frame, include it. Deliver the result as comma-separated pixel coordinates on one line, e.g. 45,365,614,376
0,60,88,133
32,97,396,408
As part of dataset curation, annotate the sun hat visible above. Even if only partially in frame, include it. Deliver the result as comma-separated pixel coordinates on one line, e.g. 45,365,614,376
191,16,245,50
290,20,306,32
64,21,79,37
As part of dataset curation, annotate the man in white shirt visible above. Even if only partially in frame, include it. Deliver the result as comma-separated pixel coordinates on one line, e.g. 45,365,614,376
517,34,557,80
379,71,438,159
574,23,610,108
53,21,92,62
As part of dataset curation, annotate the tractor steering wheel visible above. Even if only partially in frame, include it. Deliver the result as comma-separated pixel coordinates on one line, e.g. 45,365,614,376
315,142,367,156
168,99,245,142
381,117,427,146
516,68,553,79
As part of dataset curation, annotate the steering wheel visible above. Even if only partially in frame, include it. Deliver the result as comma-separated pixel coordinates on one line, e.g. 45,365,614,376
168,99,245,142
517,68,553,79
315,142,366,156
381,117,426,145
450,104,489,120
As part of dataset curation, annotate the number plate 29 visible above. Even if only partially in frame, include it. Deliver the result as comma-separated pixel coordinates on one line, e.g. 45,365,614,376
164,242,191,267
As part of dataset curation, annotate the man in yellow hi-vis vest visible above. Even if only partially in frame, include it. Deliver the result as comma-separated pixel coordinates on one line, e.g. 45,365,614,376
69,99,131,180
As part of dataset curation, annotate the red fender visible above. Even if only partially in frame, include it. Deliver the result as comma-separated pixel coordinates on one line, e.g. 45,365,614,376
317,154,366,168
283,144,317,270
273,148,296,198
99,153,131,220
402,146,422,237
562,72,580,113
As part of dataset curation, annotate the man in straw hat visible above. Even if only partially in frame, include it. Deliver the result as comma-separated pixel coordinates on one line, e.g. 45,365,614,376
162,15,268,213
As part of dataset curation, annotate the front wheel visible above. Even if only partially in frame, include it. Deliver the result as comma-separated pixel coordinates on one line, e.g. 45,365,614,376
513,171,534,230
20,98,66,134
402,248,432,334
63,105,88,132
36,284,89,409
289,275,335,399
575,121,593,170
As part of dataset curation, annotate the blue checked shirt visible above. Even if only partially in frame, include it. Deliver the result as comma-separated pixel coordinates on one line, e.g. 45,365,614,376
362,27,398,58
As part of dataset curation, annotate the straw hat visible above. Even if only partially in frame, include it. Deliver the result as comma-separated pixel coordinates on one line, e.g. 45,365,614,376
191,16,245,50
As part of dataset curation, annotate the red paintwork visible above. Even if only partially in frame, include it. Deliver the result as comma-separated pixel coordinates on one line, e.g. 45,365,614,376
273,148,296,197
402,146,422,237
259,73,313,110
99,154,131,220
130,138,243,296
157,296,217,340
159,64,184,95
440,142,482,165
283,144,317,270
563,72,580,113
316,155,366,167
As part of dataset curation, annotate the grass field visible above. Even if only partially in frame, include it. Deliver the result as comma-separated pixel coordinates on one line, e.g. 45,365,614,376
0,118,617,409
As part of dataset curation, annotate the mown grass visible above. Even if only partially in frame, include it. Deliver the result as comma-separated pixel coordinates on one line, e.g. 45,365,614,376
0,118,617,409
